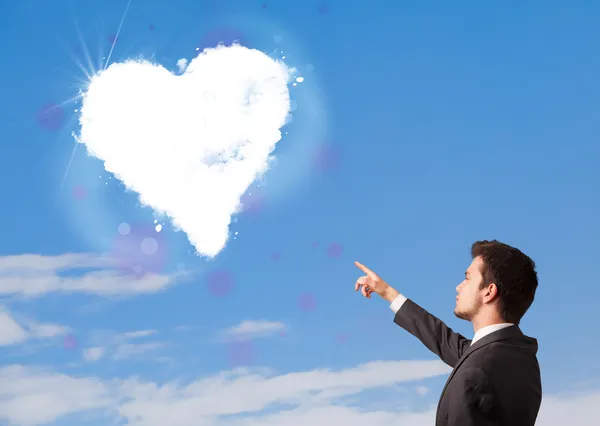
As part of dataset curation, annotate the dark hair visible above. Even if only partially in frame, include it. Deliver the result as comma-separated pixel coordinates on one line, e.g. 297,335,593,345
471,240,538,324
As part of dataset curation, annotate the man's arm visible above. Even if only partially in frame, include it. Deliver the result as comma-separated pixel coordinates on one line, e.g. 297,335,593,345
446,367,503,426
387,290,471,367
353,262,471,367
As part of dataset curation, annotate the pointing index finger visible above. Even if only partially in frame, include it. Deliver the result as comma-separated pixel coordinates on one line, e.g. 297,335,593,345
354,261,378,280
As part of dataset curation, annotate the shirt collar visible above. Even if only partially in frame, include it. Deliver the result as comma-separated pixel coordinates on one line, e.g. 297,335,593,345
471,323,514,345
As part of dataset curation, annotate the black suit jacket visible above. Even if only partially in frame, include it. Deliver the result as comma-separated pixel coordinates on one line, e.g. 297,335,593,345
394,299,542,426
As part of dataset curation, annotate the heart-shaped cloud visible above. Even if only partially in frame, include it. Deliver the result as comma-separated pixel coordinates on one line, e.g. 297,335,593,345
78,45,293,257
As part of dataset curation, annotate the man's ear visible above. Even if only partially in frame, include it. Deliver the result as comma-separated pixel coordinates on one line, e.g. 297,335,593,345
482,283,499,303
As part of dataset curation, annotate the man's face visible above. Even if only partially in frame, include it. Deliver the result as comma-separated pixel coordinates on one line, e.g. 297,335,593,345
454,256,485,321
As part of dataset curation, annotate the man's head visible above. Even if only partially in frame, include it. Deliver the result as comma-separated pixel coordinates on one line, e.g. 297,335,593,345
454,240,538,326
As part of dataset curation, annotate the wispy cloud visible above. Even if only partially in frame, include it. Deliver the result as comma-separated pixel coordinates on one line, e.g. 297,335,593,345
122,329,158,339
415,385,429,396
83,346,105,362
112,341,166,360
0,253,183,297
219,320,286,342
0,307,69,346
83,329,164,362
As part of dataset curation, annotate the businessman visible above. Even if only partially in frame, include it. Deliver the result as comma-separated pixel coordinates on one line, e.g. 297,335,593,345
354,240,542,426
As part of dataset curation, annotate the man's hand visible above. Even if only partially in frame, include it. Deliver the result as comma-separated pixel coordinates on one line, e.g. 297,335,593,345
354,261,400,302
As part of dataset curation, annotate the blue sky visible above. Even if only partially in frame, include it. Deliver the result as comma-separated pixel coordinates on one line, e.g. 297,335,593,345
0,0,599,425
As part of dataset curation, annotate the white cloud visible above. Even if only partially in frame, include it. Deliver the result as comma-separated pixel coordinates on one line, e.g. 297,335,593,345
536,390,600,424
0,253,107,272
83,346,105,361
24,321,70,338
220,320,286,341
0,365,115,426
0,309,28,346
113,342,166,360
0,308,69,346
83,329,164,362
78,44,293,258
0,362,598,426
415,385,429,396
122,329,158,339
0,253,181,297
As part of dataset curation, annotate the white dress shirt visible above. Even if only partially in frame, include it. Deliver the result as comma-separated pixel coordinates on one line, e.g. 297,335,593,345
389,294,514,345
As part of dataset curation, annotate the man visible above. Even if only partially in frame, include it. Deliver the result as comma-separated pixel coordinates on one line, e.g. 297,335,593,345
354,240,542,426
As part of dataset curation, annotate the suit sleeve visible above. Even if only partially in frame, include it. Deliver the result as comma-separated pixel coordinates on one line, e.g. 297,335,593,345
393,299,471,367
447,367,503,426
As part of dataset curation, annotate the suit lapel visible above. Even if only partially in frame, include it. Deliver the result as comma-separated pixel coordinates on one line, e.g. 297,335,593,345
435,325,523,420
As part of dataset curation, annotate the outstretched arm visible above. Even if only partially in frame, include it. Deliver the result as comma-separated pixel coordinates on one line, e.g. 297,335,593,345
392,296,471,367
353,261,471,368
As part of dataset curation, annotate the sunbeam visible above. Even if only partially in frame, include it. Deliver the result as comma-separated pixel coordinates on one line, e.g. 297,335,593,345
103,0,132,71
52,0,135,203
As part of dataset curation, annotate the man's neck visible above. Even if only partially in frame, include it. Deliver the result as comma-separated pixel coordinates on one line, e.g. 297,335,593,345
472,317,510,334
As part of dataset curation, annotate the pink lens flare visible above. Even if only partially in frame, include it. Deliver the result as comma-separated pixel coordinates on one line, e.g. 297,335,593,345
227,340,254,367
327,242,343,258
37,103,65,131
298,292,317,311
311,144,341,173
109,222,168,278
63,334,77,350
206,269,235,297
72,185,87,200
